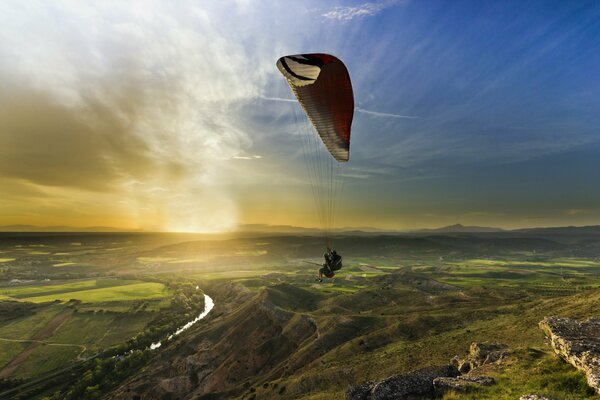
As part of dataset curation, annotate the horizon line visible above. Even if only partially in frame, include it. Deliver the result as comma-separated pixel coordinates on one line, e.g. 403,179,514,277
1,223,599,234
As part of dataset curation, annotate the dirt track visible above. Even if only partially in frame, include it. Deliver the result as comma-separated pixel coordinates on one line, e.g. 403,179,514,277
0,308,74,379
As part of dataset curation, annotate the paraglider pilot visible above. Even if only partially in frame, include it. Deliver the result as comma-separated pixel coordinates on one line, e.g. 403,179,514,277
317,248,343,282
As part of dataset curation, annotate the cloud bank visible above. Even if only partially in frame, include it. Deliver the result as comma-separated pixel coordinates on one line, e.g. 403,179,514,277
0,1,278,231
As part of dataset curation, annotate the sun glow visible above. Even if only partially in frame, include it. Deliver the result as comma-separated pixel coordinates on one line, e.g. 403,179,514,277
161,191,238,233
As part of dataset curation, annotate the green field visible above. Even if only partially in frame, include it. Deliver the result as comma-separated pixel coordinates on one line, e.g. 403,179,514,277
0,307,64,341
21,282,167,303
0,289,172,385
11,312,151,378
0,277,172,382
52,262,76,267
0,279,168,304
0,307,65,368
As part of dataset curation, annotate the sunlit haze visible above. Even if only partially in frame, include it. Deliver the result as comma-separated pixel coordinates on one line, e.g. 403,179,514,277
1,1,599,232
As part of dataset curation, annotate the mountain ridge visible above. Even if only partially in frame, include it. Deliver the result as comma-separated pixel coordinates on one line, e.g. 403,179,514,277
2,223,600,235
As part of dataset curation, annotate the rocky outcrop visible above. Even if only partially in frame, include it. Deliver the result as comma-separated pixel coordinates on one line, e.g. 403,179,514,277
451,342,508,373
347,342,505,399
433,375,494,393
519,395,555,400
539,316,600,395
346,365,459,400
469,342,508,366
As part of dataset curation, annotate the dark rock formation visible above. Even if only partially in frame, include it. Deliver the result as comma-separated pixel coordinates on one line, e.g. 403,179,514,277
468,342,508,368
347,342,506,399
539,316,600,395
450,342,508,374
346,382,377,400
345,365,459,400
433,375,494,393
457,359,471,374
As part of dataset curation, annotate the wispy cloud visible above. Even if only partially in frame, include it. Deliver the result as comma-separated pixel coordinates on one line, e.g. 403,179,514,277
564,208,600,216
322,1,401,21
258,95,297,103
232,155,262,160
259,96,419,119
356,107,420,119
0,0,303,232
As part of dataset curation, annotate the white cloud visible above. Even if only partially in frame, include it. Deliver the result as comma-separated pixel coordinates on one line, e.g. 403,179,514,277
260,96,419,119
0,0,317,231
356,107,419,119
258,95,297,103
322,1,401,21
232,155,262,160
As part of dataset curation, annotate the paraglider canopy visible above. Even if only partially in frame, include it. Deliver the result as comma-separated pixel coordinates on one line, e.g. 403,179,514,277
276,53,354,162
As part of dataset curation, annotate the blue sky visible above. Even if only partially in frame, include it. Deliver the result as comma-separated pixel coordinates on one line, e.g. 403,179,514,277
244,0,600,228
0,0,599,230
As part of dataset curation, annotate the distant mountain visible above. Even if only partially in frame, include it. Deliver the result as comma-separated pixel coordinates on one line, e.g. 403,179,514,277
412,224,505,233
412,224,600,236
515,225,600,235
4,223,600,236
234,224,402,235
0,225,131,232
234,224,320,234
0,225,39,232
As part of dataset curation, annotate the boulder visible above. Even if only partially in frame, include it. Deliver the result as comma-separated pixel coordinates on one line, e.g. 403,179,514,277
451,342,508,374
468,342,508,368
346,342,507,400
449,355,460,368
539,316,600,395
457,359,471,374
346,382,376,400
433,375,494,393
346,365,459,400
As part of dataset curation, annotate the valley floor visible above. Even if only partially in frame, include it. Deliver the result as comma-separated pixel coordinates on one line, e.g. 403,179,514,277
1,232,600,399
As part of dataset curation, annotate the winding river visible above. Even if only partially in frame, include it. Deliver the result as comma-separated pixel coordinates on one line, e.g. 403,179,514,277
150,293,214,350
